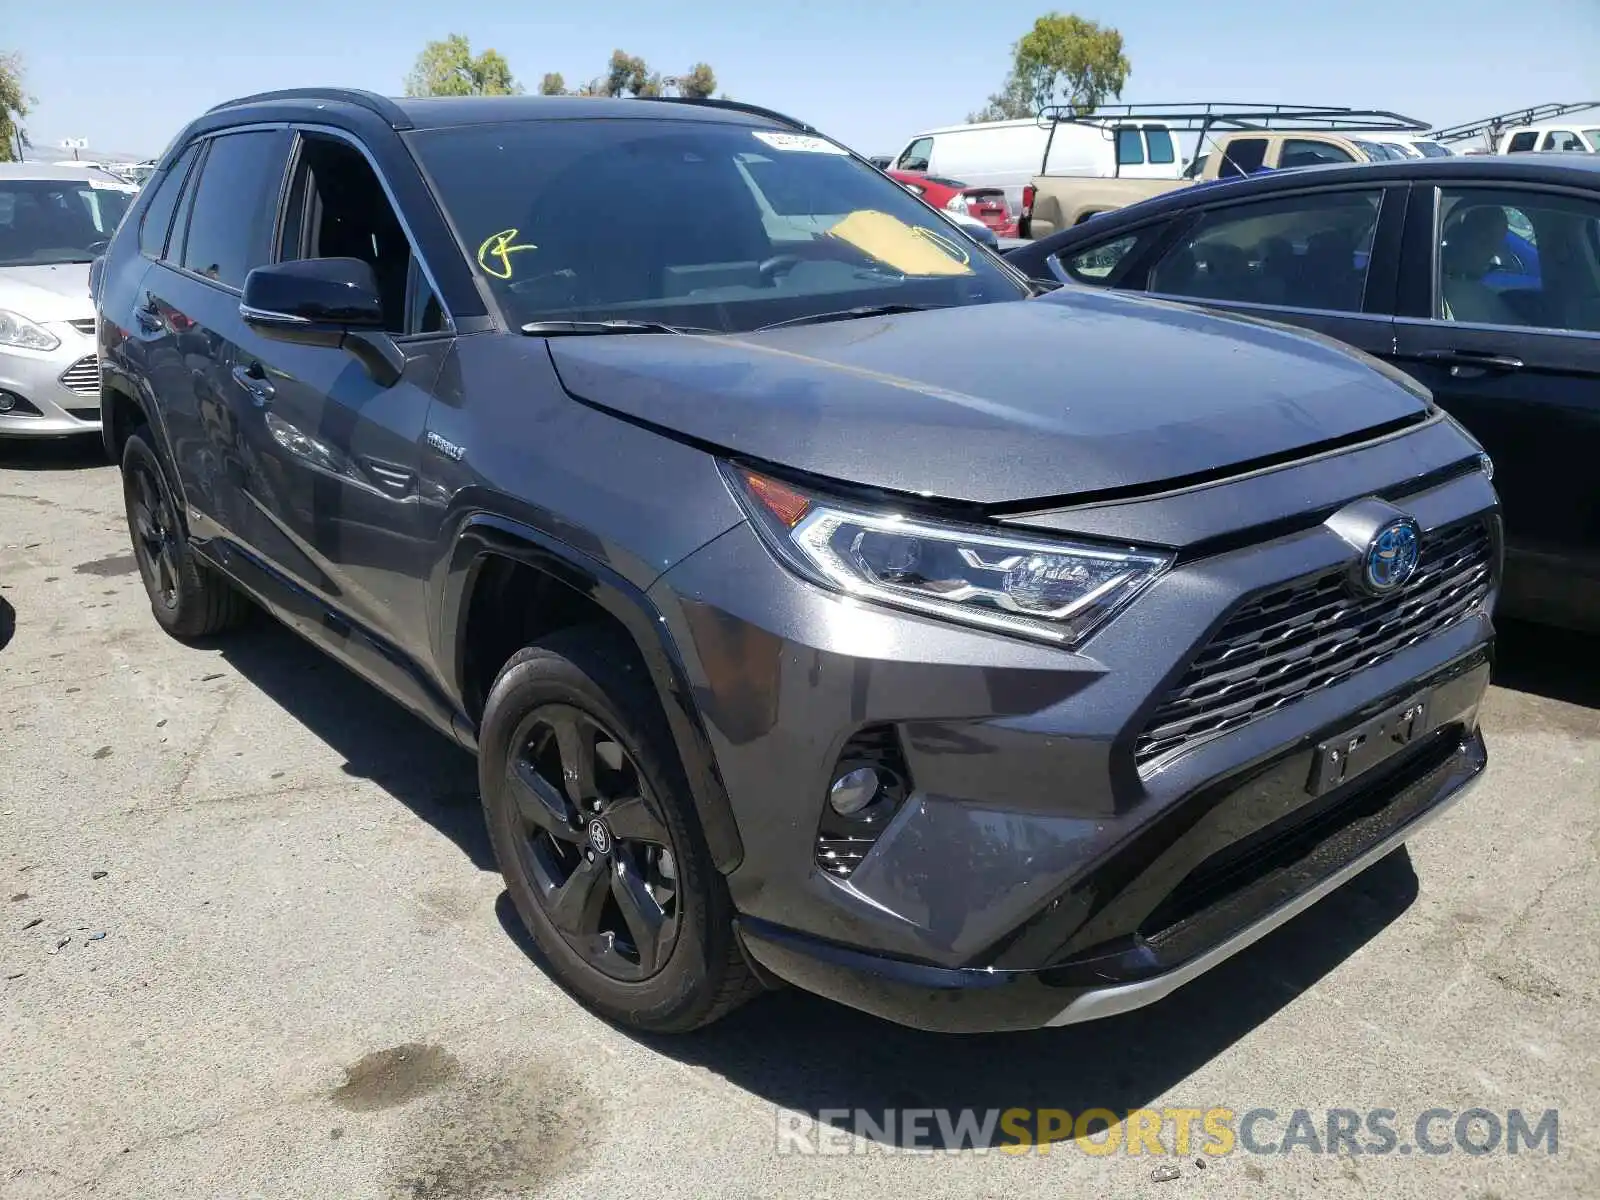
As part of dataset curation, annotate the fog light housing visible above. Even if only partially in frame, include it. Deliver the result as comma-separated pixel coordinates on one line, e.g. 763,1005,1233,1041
0,391,16,413
815,726,912,879
828,766,881,815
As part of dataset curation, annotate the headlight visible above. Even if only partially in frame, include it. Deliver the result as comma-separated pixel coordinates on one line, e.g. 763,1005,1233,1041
726,465,1171,646
0,310,61,352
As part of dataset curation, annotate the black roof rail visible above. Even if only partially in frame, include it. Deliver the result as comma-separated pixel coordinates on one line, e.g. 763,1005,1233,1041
630,95,819,135
1430,101,1600,145
205,87,413,130
1036,101,1429,133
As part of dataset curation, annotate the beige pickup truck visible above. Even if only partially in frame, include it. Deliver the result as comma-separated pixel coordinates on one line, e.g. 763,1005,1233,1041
1020,107,1429,239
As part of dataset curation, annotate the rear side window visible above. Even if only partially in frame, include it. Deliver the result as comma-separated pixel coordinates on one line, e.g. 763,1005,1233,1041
1542,130,1585,152
1281,140,1356,169
1149,189,1383,313
138,144,198,259
1061,232,1142,284
178,131,290,289
1506,132,1538,153
1146,128,1176,165
1217,138,1267,178
1115,128,1144,166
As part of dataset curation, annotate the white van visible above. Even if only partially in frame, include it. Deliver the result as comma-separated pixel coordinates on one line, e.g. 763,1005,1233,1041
891,118,1182,213
1499,123,1600,154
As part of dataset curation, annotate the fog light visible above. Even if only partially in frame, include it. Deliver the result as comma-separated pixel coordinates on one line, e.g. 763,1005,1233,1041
0,392,15,413
828,766,880,815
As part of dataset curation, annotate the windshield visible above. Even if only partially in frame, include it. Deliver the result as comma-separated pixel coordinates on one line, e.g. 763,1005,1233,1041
0,177,133,267
409,119,1027,333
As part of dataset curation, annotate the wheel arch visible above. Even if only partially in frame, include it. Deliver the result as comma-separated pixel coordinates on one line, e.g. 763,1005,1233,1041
442,514,744,873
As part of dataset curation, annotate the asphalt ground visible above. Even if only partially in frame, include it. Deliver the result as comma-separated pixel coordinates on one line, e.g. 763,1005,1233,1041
2,437,1597,1199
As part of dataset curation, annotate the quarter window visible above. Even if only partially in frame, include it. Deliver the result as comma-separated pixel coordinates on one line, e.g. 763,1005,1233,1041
1061,233,1141,284
1435,187,1600,332
179,131,291,289
138,144,198,260
1148,189,1383,312
1506,132,1538,153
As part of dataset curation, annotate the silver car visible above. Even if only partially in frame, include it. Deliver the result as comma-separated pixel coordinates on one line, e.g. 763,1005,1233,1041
0,164,136,438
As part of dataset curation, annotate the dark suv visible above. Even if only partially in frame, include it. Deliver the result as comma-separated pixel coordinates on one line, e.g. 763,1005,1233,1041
95,90,1500,1034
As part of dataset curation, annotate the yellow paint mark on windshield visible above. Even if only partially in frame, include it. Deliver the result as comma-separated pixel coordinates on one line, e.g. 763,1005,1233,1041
476,229,538,279
826,210,974,277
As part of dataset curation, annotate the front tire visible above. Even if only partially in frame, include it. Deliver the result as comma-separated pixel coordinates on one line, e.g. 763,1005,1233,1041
479,626,758,1033
121,430,248,640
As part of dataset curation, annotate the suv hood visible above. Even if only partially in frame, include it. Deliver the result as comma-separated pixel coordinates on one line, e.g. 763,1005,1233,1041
547,289,1429,507
0,263,94,322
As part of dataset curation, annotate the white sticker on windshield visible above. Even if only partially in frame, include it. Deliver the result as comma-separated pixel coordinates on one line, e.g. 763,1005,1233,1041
752,131,847,155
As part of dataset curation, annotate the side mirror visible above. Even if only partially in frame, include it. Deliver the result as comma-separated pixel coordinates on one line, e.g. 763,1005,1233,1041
241,258,402,387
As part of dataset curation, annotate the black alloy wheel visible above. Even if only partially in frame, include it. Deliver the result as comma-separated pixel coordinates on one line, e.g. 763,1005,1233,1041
506,703,680,981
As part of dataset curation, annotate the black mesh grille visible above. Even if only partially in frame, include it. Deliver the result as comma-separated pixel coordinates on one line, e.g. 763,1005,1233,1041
67,318,97,336
1136,519,1492,767
815,725,909,879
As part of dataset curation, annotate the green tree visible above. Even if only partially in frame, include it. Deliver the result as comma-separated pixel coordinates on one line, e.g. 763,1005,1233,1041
605,50,648,98
681,63,716,100
0,52,30,162
1014,13,1129,115
968,69,1035,123
404,34,521,97
539,72,566,96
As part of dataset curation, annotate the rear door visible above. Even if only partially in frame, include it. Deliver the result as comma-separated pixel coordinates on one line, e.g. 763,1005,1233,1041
1390,182,1600,629
1135,181,1408,360
136,128,293,538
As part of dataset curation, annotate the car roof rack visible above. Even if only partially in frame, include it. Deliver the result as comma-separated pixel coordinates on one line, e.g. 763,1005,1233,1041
1430,101,1600,146
630,95,819,135
1037,101,1429,134
205,87,414,130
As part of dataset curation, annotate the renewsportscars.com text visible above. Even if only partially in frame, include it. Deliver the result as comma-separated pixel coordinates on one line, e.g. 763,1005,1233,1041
774,1106,1560,1157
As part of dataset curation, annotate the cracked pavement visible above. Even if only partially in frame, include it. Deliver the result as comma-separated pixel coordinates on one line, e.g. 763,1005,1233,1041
2,439,1597,1199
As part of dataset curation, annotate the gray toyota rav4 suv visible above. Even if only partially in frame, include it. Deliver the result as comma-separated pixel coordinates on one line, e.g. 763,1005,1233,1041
94,90,1499,1033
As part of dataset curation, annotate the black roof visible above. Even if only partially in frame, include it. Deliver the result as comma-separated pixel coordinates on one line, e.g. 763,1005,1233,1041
1026,153,1600,252
203,87,809,133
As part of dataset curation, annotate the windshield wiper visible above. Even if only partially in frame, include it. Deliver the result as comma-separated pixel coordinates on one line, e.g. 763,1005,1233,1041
755,303,949,332
519,319,698,336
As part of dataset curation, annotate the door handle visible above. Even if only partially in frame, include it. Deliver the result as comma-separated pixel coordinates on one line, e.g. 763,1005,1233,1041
231,362,275,407
1413,349,1525,373
135,296,162,332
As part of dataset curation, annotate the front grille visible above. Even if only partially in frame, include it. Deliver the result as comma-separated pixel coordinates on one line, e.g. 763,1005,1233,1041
1136,519,1492,767
58,355,100,396
67,318,97,336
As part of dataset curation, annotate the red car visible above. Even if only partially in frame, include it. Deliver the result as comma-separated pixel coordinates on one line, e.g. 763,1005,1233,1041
886,169,1017,237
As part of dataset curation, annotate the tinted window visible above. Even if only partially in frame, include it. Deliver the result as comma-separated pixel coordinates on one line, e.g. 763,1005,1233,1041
1436,187,1600,332
410,120,1027,334
1217,139,1267,178
1281,139,1357,168
1149,189,1383,313
1506,132,1538,153
1414,141,1452,158
1115,129,1144,166
138,145,197,259
897,138,933,172
1061,233,1140,284
1146,128,1175,165
179,131,290,289
0,176,134,267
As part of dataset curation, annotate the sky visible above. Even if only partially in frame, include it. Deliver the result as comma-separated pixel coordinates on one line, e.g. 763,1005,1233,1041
8,0,1600,162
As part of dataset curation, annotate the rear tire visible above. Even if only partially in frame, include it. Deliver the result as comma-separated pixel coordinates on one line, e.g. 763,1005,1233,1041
479,626,758,1033
121,430,248,640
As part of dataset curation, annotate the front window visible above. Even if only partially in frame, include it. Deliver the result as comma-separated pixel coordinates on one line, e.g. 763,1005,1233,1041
0,177,134,267
410,120,1027,333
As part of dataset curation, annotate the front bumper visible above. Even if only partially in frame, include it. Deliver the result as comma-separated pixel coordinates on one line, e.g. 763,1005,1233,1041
649,433,1499,1032
0,321,102,437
